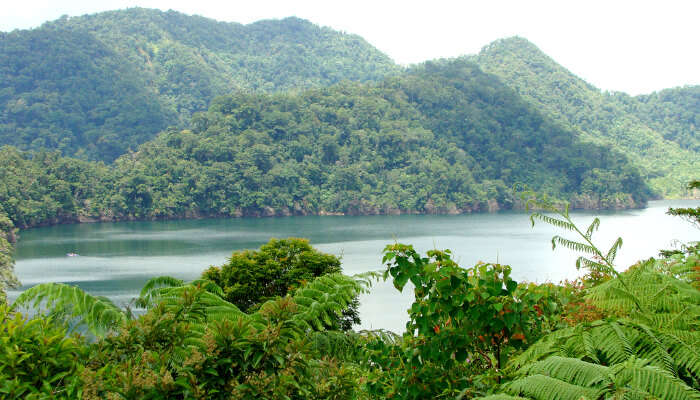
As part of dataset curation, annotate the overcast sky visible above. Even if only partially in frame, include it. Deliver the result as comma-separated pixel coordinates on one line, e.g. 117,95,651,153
2,0,698,95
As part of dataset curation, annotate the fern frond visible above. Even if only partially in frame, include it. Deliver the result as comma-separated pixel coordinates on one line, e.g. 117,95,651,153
581,330,601,364
507,326,579,371
522,356,609,387
575,256,609,272
585,217,600,239
625,321,678,376
358,328,403,346
188,279,225,297
136,276,184,308
289,273,369,331
661,332,700,383
606,237,623,264
530,213,575,231
506,374,606,400
551,235,596,254
611,358,700,400
13,283,126,336
308,330,370,363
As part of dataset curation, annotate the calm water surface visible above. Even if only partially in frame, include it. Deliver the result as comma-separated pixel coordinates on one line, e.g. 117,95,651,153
10,200,698,333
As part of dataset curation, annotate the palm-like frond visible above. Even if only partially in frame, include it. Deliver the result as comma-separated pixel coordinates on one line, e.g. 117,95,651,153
288,273,373,331
135,275,184,308
530,213,575,231
506,374,605,400
147,284,246,325
507,317,700,386
13,282,126,336
503,356,700,400
522,356,608,387
586,259,700,330
611,357,700,400
606,237,623,264
551,235,596,255
585,218,600,240
575,256,609,273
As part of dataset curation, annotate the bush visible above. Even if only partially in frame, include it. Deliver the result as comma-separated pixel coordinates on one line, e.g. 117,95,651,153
0,305,85,399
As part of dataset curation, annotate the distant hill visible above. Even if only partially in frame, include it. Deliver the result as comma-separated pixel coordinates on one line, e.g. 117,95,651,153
630,86,699,152
0,15,693,201
474,37,699,197
0,8,400,161
0,58,651,228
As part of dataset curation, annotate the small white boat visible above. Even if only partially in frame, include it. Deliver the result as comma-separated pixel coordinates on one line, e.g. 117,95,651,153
66,252,79,257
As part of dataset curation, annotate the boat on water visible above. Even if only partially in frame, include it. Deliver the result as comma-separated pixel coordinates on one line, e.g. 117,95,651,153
66,252,79,257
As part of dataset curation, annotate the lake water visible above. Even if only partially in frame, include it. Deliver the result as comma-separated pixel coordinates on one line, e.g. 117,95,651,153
9,200,698,333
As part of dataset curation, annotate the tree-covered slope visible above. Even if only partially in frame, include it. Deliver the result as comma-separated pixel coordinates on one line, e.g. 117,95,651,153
474,37,699,197
629,86,699,151
0,8,400,161
0,59,651,229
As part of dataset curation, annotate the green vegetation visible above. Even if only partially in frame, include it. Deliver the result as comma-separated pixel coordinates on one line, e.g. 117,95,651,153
668,181,700,228
1,11,697,396
0,58,652,231
203,238,361,330
630,86,700,152
1,12,694,204
12,258,372,398
4,202,699,398
0,305,85,398
0,214,19,304
474,37,700,197
0,8,399,161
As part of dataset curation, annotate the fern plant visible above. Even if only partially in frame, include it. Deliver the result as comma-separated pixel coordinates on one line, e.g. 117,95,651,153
484,195,700,398
500,356,700,400
521,191,643,312
0,214,20,305
586,257,700,330
13,283,127,336
13,271,375,339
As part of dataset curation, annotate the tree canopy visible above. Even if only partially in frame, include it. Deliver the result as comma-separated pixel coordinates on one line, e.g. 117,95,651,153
474,37,699,197
0,58,651,230
0,8,400,161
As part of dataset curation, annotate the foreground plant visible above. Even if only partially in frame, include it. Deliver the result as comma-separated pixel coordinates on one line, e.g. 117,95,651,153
0,305,85,399
478,196,700,399
364,244,560,399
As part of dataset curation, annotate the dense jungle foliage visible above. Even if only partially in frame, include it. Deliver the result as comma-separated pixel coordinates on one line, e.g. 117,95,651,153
203,237,361,330
630,86,700,152
1,11,697,202
1,9,697,398
474,37,700,197
2,199,699,399
0,8,399,161
0,213,19,305
0,58,652,230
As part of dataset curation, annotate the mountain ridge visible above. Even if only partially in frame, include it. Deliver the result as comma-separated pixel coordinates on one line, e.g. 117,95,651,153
474,36,699,197
0,8,400,161
0,57,651,229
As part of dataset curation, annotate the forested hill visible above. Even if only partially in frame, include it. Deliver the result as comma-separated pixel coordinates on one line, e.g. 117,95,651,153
0,8,400,161
474,37,699,197
625,86,700,152
0,59,651,229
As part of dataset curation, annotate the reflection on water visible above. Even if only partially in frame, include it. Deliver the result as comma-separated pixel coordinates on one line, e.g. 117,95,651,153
10,200,699,333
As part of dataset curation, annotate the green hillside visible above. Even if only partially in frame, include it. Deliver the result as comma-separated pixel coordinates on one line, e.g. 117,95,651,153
627,86,699,151
0,59,650,229
474,37,699,197
0,8,400,161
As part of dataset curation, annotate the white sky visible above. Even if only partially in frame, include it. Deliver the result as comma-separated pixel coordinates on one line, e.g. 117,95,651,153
1,0,698,95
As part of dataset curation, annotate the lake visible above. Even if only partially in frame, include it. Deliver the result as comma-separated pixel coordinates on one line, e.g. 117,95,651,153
9,200,698,333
